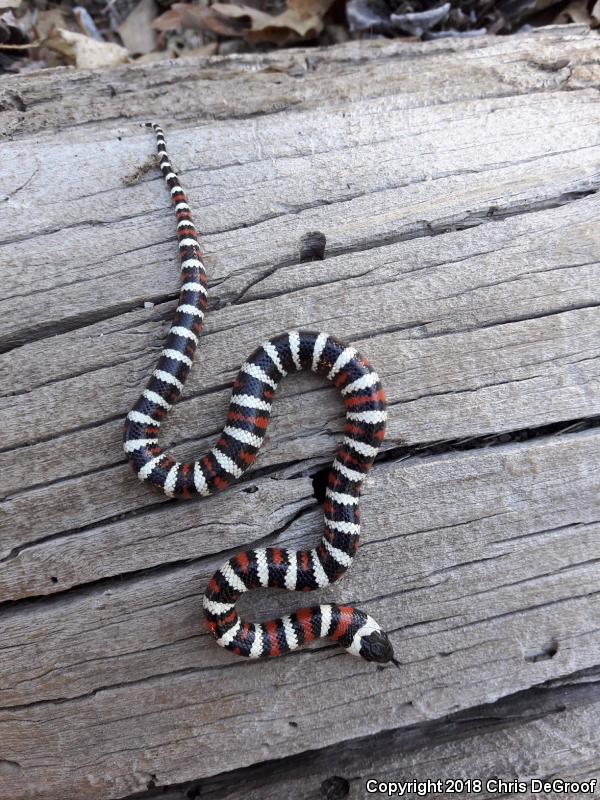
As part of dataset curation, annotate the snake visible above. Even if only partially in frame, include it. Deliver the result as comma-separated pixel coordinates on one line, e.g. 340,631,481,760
124,123,397,667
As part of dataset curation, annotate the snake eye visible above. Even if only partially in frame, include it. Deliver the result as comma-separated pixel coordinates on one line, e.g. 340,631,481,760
360,630,395,664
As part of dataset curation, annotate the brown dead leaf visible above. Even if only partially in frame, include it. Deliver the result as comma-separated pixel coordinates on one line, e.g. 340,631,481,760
154,0,335,42
153,3,247,35
118,0,157,54
211,3,286,38
213,0,336,40
45,27,129,67
34,7,67,39
152,5,184,32
287,0,333,17
554,0,591,24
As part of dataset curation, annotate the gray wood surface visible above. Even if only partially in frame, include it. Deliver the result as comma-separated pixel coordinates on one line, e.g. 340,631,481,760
128,668,600,799
1,23,600,800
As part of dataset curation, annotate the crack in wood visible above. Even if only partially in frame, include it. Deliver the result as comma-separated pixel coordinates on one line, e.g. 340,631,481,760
0,498,315,599
3,27,600,800
119,670,600,800
1,180,598,354
1,417,600,606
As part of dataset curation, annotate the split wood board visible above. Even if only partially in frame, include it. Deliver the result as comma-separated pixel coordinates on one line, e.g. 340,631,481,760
1,23,600,800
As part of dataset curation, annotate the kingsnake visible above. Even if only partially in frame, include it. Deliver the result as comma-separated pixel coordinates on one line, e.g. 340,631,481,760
124,123,397,667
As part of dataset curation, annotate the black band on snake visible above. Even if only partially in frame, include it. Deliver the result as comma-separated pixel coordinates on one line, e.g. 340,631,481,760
124,124,397,667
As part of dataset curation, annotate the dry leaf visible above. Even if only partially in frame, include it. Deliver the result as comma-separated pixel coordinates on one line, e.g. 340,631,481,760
73,6,103,39
46,27,129,68
154,0,335,43
347,0,393,33
34,7,67,40
214,0,336,40
348,0,450,34
118,0,157,55
152,6,182,32
554,0,591,24
154,3,247,35
288,0,334,16
390,2,450,35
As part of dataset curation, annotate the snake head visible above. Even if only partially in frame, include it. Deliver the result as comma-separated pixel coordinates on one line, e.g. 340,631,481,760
359,629,397,665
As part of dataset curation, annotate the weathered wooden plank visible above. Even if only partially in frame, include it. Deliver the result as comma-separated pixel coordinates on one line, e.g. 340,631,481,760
0,471,314,600
1,431,600,798
3,299,600,595
2,28,599,583
2,193,600,591
0,25,597,139
2,26,600,800
4,190,600,459
3,190,598,488
4,186,600,442
127,674,600,799
2,87,599,349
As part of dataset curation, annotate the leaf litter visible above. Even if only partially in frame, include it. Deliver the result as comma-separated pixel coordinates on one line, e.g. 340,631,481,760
2,0,599,73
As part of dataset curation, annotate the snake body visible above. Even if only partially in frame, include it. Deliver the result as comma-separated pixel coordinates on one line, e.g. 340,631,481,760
124,124,397,666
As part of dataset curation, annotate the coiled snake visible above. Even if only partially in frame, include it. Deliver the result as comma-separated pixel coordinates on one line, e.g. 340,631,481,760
124,124,397,667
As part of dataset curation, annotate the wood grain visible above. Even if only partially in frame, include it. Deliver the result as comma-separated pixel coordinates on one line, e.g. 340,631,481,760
129,671,600,799
1,24,600,800
2,432,600,799
2,180,600,590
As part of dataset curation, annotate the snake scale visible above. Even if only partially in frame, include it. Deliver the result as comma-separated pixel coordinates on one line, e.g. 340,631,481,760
123,124,397,667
